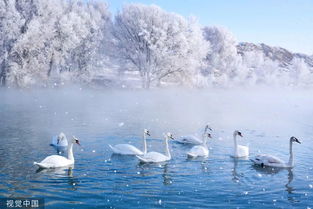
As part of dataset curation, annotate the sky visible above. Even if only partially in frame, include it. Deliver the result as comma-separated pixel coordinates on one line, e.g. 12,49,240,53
106,0,313,55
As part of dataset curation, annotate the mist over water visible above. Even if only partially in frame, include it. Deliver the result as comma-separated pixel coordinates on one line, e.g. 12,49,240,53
0,87,312,208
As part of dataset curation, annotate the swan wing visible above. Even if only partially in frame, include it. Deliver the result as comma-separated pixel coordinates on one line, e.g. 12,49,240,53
109,144,143,155
58,139,68,147
253,154,285,166
34,155,72,168
137,152,169,163
176,135,202,145
136,155,149,163
51,136,68,147
187,145,208,158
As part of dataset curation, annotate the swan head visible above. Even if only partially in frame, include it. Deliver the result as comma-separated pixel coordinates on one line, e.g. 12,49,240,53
144,129,150,136
72,136,81,145
204,124,213,132
57,132,66,144
165,132,174,140
290,136,301,144
234,130,243,137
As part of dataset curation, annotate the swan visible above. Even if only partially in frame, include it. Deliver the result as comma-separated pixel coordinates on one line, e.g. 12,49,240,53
176,125,212,145
251,136,301,168
51,132,68,147
109,129,150,155
34,136,80,169
136,133,174,163
187,133,212,158
231,130,249,158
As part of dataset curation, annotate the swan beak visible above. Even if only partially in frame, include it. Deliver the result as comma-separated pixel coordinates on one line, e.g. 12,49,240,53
146,132,150,136
208,133,212,138
238,133,243,137
75,139,81,146
170,135,174,140
296,139,301,144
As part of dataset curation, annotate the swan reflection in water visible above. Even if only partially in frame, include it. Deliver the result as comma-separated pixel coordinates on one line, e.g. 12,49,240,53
232,157,249,182
200,160,211,174
137,163,172,185
285,169,294,194
252,164,297,202
35,166,79,190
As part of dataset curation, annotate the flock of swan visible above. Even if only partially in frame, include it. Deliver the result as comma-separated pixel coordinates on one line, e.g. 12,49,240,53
34,125,301,170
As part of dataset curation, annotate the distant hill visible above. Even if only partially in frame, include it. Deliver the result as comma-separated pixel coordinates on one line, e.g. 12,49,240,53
237,42,313,69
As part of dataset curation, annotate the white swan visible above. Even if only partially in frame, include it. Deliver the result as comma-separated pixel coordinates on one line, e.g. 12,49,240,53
136,133,174,163
34,136,80,168
231,130,249,158
251,136,301,168
109,129,150,155
51,132,68,147
176,125,212,145
187,133,212,158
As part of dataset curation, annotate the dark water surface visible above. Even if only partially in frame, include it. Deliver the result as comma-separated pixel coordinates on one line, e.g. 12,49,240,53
0,87,312,208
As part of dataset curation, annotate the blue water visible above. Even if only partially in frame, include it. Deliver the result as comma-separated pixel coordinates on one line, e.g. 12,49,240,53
0,88,312,208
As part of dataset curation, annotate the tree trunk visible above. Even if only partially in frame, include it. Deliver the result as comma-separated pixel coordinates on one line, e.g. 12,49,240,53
47,53,54,77
0,58,7,87
144,72,150,89
141,72,146,89
142,72,151,89
141,74,150,89
146,80,150,89
156,78,161,87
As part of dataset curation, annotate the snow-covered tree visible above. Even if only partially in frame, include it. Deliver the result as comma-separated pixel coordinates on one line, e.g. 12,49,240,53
67,1,111,83
202,26,241,86
0,0,26,86
112,4,209,88
289,57,313,86
240,50,284,86
0,0,312,88
0,0,111,87
6,0,65,86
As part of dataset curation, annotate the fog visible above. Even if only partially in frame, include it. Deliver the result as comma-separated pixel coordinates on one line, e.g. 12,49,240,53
1,86,312,142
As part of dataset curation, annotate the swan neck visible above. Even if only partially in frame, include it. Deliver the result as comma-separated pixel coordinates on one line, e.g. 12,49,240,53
143,133,147,154
164,136,171,159
233,133,238,156
68,142,74,161
288,139,294,167
202,134,207,147
203,127,207,135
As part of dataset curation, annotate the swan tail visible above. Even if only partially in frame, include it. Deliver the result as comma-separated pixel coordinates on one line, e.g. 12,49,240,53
250,159,258,164
187,152,197,158
136,155,148,163
250,158,262,165
33,162,48,168
175,138,185,144
108,144,117,153
34,162,42,167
